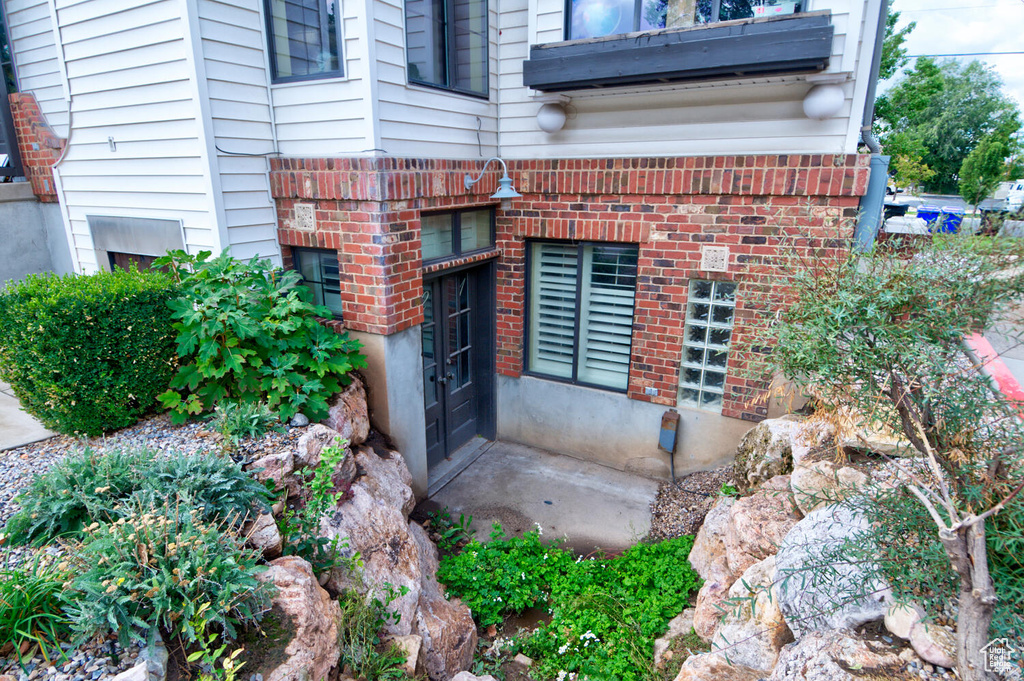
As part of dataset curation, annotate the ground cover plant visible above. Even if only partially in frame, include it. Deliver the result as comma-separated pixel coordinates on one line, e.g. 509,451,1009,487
0,266,178,436
63,500,270,646
438,525,701,681
208,400,282,453
154,250,366,422
4,447,272,546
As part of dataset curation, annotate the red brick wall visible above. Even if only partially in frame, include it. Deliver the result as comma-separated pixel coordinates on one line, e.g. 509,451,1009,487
7,93,64,202
270,154,869,421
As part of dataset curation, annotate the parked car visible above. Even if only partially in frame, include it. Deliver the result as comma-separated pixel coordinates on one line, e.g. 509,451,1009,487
1004,180,1024,212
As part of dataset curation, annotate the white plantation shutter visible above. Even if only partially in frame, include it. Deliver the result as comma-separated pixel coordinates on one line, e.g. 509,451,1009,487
577,245,637,389
528,242,578,378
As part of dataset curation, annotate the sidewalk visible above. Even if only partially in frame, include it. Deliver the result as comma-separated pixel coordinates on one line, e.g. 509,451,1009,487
0,381,55,451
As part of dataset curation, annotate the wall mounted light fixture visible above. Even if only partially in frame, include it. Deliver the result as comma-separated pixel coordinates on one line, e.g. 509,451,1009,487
464,157,522,199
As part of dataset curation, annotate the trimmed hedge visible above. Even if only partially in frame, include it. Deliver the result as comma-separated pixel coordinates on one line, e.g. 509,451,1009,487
0,268,179,435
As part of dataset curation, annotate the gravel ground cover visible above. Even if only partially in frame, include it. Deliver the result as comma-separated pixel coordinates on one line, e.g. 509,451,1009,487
0,413,306,681
647,465,734,540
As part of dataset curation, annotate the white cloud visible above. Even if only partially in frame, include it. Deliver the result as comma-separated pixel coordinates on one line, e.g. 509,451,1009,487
881,0,1024,109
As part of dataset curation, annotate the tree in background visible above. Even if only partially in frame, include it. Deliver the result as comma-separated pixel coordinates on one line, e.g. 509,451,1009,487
876,58,1020,193
759,234,1024,680
879,1,915,81
887,132,936,192
959,118,1020,207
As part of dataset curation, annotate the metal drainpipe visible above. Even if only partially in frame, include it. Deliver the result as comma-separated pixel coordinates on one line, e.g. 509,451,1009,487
853,0,892,252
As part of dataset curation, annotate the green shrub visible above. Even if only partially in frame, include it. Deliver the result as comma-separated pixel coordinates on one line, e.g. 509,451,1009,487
154,250,366,422
336,586,409,681
438,526,702,681
0,268,178,435
64,500,270,646
0,550,73,667
4,447,272,546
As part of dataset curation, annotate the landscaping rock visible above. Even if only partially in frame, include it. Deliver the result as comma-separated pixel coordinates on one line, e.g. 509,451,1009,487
244,511,283,560
248,450,300,498
108,663,147,681
672,653,763,681
295,424,343,467
733,416,802,493
141,636,168,681
723,475,801,576
775,505,890,638
289,413,310,428
711,555,793,671
768,630,903,680
653,608,696,668
353,446,415,520
389,635,422,677
693,555,736,642
884,601,925,640
789,418,835,466
790,460,868,515
254,556,342,681
689,496,734,580
408,522,478,679
450,674,497,681
322,377,370,446
908,622,957,669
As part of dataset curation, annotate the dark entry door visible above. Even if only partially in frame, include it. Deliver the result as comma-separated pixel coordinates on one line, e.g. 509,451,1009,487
422,266,495,469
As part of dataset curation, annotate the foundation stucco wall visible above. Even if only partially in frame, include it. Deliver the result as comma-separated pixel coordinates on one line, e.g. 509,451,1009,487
498,374,750,479
0,182,73,284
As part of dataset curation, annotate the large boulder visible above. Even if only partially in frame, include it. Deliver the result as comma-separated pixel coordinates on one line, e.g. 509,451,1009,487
733,416,802,493
322,376,370,446
689,496,735,580
244,511,283,559
769,630,903,681
248,449,301,498
775,505,890,638
723,475,802,576
789,460,869,515
672,652,763,681
296,424,355,483
320,447,475,680
409,522,478,678
254,556,342,681
711,555,793,671
692,555,736,642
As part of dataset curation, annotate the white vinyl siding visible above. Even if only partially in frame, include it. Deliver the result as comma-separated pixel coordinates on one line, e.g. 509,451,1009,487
53,0,219,273
528,241,638,391
497,0,880,158
198,0,280,263
3,0,69,135
678,280,736,412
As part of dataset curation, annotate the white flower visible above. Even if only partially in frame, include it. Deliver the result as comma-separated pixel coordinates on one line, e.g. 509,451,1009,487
534,522,544,535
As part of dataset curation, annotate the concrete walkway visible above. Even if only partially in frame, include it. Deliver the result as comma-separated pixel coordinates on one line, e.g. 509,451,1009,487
429,441,660,553
0,381,55,451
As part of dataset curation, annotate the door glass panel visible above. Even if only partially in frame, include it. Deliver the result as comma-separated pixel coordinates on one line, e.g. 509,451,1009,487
459,349,471,386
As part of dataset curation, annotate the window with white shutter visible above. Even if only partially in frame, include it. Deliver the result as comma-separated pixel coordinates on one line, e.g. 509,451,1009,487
527,241,638,391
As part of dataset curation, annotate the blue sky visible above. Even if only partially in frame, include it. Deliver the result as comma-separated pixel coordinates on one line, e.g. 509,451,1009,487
884,0,1024,108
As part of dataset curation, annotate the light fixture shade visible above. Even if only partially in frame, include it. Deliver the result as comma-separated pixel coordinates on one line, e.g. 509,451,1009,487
491,174,522,199
802,83,845,120
537,102,567,133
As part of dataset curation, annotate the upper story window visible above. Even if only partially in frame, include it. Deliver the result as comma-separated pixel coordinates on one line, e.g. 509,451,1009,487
421,208,495,262
405,0,488,97
1,5,16,93
567,0,802,39
526,241,638,391
265,0,343,82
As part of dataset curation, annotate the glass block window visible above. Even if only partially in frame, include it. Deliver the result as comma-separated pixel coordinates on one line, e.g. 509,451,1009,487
421,208,494,262
678,280,736,411
265,0,342,82
527,241,638,391
292,248,344,317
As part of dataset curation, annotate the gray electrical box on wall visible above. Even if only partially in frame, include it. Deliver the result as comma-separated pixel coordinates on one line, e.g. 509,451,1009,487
659,409,681,481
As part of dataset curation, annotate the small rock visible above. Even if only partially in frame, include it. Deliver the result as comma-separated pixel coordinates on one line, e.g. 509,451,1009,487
389,635,421,677
885,602,925,640
450,674,497,681
289,414,310,428
513,653,533,667
244,512,283,560
908,622,956,669
108,663,147,681
673,652,763,681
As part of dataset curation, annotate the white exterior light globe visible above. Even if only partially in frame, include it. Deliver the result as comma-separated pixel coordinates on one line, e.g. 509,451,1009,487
802,84,845,120
537,103,568,132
